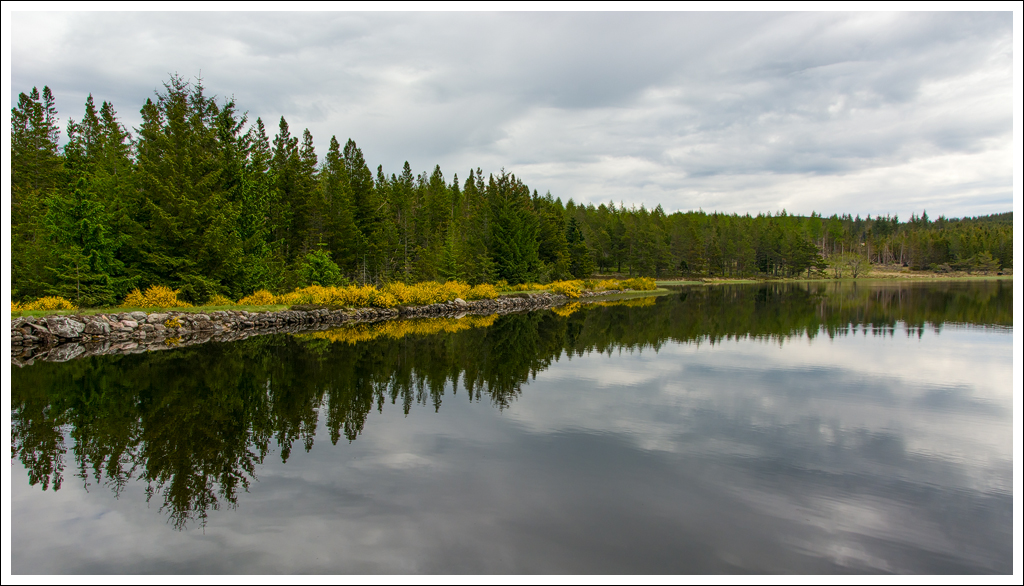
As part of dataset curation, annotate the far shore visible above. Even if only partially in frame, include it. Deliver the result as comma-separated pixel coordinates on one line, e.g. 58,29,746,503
653,271,1012,287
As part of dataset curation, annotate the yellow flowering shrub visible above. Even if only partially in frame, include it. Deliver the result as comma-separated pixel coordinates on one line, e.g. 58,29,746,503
621,277,657,291
511,282,547,292
21,296,78,311
597,279,623,291
467,283,499,300
382,280,478,305
549,280,583,299
12,301,24,312
207,294,236,306
370,290,398,308
274,291,303,306
122,285,191,308
238,290,277,306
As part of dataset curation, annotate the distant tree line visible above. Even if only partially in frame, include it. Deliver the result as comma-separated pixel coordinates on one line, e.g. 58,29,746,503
11,76,1013,306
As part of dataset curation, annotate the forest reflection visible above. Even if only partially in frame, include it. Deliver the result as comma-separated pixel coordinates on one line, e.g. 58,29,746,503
11,280,1012,529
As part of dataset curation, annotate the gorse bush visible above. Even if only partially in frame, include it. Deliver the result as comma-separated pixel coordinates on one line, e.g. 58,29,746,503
237,290,277,306
13,296,78,311
549,280,583,299
382,280,498,305
621,277,657,291
121,285,192,308
468,283,499,300
13,276,658,314
507,282,548,293
278,284,397,308
207,294,236,306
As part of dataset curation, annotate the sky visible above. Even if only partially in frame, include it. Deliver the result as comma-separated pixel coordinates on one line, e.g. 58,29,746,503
6,8,1018,220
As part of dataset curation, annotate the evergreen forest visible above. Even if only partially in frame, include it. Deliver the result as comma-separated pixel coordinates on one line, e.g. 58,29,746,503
11,77,1014,307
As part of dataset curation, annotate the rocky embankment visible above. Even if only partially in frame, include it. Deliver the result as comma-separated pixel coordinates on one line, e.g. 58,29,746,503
11,291,610,366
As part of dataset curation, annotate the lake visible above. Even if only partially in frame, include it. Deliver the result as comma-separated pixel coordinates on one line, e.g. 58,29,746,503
10,280,1014,574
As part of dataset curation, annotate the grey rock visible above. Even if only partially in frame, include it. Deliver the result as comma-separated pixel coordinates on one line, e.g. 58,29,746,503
147,313,169,324
129,311,148,321
120,320,139,329
45,316,86,338
84,320,111,335
28,322,50,334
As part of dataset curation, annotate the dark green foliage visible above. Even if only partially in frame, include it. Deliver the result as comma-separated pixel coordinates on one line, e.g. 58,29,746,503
130,75,244,303
299,249,345,287
566,216,595,279
319,136,360,272
487,171,540,284
10,76,1013,306
11,86,63,300
43,178,125,306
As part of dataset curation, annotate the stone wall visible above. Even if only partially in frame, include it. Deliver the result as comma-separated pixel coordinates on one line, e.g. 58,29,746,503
11,291,613,366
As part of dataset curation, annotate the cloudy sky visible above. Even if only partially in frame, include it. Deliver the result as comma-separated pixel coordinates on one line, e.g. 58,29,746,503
8,9,1016,219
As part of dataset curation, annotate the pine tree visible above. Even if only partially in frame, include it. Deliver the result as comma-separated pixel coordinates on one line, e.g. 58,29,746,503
566,216,595,279
131,74,242,302
291,128,319,257
11,86,64,300
319,136,361,275
271,116,300,262
342,139,377,282
43,177,124,306
487,171,539,284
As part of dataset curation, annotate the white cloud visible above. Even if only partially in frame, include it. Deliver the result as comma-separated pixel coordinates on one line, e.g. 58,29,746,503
10,10,1013,219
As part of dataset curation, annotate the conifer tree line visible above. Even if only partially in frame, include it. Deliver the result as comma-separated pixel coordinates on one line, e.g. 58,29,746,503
11,76,1013,307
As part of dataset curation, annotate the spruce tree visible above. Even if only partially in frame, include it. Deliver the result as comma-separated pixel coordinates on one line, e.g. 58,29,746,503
11,86,63,300
131,75,242,302
487,171,539,284
319,136,360,275
43,177,124,306
566,217,595,279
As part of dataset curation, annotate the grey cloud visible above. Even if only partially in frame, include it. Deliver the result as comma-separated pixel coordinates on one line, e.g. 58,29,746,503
10,10,1013,218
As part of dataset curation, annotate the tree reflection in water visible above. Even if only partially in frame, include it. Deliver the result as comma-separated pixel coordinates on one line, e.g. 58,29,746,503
11,280,1012,529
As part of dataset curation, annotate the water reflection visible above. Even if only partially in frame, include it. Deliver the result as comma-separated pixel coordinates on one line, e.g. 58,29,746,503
10,280,1013,573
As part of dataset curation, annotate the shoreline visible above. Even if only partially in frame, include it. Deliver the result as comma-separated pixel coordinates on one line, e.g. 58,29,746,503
655,273,1012,286
10,290,626,367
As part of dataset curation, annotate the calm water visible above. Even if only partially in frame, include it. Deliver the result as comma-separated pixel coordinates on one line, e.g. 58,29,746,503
10,280,1014,574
